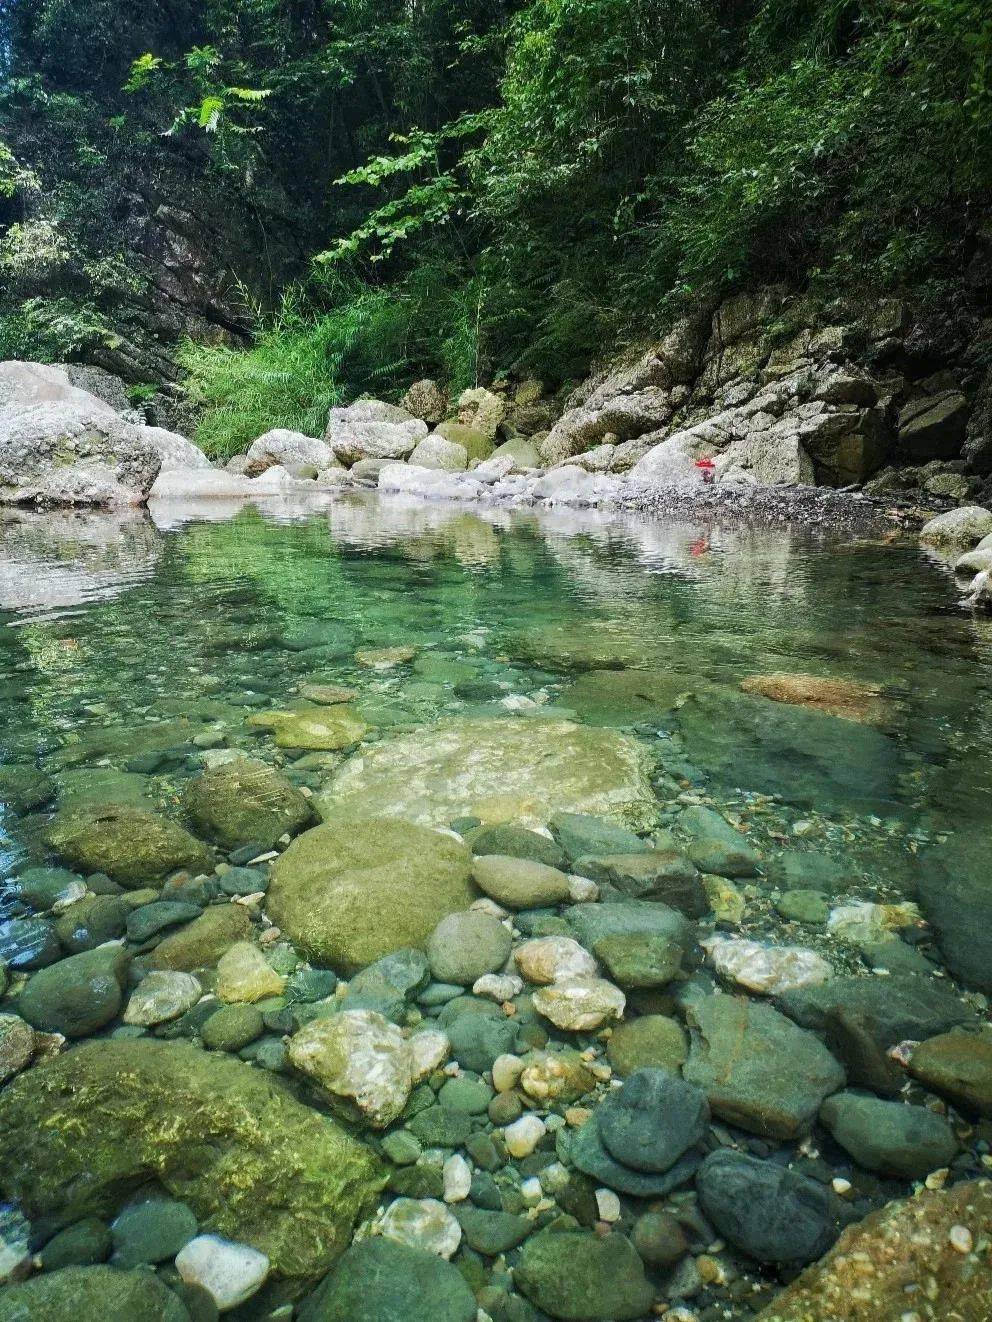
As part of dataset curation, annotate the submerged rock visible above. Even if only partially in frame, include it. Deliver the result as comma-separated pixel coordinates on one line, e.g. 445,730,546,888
819,1091,958,1178
907,1033,992,1116
267,818,474,974
754,1180,992,1320
472,854,572,908
288,1010,414,1128
148,904,252,972
676,690,901,811
532,977,625,1031
683,993,844,1139
248,706,367,750
597,1069,708,1172
607,1015,688,1077
123,970,202,1026
186,757,315,849
216,941,286,1003
514,1228,655,1320
18,944,129,1037
175,1233,269,1311
696,1149,841,1266
46,803,212,886
317,718,658,831
0,1264,190,1320
740,672,891,725
298,1237,477,1322
426,911,512,986
559,668,688,726
0,1039,383,1290
702,935,833,994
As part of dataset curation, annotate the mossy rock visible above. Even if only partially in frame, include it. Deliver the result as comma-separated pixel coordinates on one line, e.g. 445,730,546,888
46,803,213,888
186,757,315,849
0,1265,189,1322
435,420,493,462
0,1039,384,1293
18,945,130,1038
267,818,475,975
0,763,55,814
147,904,252,972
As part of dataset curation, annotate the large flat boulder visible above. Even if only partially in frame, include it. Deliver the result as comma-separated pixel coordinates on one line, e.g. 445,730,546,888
318,718,658,830
0,1039,384,1292
266,817,475,973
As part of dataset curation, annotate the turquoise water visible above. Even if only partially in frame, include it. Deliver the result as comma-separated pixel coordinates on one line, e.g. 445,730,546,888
1,495,989,879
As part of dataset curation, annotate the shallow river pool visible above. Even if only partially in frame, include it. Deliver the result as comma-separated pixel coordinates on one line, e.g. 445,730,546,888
0,493,989,1320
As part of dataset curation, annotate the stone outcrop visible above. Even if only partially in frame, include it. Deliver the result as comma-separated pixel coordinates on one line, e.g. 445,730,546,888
0,361,209,507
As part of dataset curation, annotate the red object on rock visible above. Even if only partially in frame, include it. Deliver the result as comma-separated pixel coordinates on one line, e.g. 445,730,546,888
695,456,716,484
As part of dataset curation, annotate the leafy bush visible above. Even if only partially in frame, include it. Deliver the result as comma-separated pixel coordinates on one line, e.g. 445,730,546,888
180,264,482,458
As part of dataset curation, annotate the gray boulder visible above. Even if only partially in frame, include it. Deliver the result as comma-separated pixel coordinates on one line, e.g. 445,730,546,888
0,361,208,507
325,400,427,466
244,428,333,475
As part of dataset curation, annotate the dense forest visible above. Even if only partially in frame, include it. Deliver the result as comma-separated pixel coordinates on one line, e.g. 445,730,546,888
1,0,991,454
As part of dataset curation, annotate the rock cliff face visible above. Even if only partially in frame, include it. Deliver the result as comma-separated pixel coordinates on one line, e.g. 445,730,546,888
532,291,988,500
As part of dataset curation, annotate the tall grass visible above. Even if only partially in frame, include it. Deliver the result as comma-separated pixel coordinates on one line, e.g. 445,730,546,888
180,265,482,460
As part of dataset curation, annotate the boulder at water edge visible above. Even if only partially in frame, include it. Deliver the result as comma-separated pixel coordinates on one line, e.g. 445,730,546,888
267,818,475,973
317,718,658,830
0,1039,384,1292
46,802,213,886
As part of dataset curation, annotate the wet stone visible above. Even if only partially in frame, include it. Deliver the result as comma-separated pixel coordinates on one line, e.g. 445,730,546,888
201,1002,265,1051
0,916,61,970
819,1091,958,1178
469,824,567,870
38,1218,112,1270
550,812,649,862
597,1069,709,1172
696,1148,842,1266
126,900,203,942
111,1194,199,1266
9,866,86,911
298,1237,477,1322
606,1015,688,1077
427,910,513,985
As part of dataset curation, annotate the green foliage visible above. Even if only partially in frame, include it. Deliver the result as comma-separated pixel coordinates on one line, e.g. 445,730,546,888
2,0,991,402
0,297,119,361
180,264,481,458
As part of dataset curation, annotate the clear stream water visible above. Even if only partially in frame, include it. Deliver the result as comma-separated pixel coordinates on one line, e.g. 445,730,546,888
0,492,990,1315
2,493,989,875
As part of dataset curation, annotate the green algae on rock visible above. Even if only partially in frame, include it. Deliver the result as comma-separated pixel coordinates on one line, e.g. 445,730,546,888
186,757,315,849
46,803,213,887
0,1039,384,1292
298,1237,477,1322
248,706,367,750
514,1227,655,1320
317,718,658,830
147,903,253,971
0,1265,190,1322
267,817,474,974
